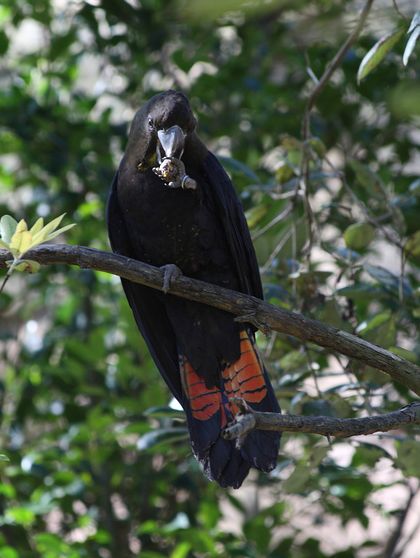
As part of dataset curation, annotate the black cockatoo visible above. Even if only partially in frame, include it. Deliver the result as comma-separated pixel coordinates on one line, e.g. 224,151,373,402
107,90,280,488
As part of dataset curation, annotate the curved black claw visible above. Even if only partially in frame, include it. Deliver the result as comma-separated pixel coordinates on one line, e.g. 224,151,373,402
160,264,182,294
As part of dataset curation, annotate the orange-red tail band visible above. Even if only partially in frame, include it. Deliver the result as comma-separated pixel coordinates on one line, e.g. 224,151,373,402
180,356,223,421
180,331,267,423
222,331,267,412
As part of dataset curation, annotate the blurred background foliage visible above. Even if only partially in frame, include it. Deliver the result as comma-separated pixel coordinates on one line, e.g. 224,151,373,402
0,0,419,556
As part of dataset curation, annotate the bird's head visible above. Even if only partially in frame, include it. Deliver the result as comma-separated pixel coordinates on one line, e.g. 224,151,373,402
128,91,197,171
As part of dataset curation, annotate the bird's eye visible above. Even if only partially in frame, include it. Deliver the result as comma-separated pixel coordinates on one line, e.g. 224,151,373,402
148,117,154,130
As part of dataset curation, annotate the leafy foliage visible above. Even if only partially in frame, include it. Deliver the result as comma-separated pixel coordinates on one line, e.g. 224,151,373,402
0,0,419,557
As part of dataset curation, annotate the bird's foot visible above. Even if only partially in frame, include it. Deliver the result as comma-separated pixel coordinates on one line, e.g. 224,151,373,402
153,157,197,190
160,264,182,294
234,312,271,335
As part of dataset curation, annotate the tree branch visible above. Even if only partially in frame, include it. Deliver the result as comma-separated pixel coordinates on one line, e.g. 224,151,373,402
222,398,420,443
1,244,419,395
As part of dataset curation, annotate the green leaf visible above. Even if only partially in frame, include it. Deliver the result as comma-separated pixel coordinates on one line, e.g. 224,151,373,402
275,162,295,184
405,230,420,258
0,30,8,56
337,283,381,301
170,542,192,558
245,204,268,228
0,215,18,244
351,444,388,468
357,29,404,83
365,264,412,298
144,406,185,420
0,547,19,558
348,159,383,196
279,350,307,372
357,310,396,347
137,427,188,451
388,346,418,363
283,464,311,493
344,223,375,250
5,506,35,526
308,136,327,158
395,440,420,477
311,445,329,467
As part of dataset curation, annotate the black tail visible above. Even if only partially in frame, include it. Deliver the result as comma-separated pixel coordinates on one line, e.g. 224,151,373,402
180,330,280,488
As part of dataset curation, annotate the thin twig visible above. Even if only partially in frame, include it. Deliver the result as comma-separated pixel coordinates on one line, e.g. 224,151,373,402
392,0,408,20
222,398,420,441
383,484,418,558
0,273,10,296
252,202,293,241
298,0,376,261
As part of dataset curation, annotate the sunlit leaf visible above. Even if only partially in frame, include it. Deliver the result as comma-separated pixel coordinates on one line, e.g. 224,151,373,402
357,29,404,83
5,506,35,526
0,215,18,244
32,213,65,243
43,223,76,241
403,25,420,66
407,11,420,35
29,217,44,235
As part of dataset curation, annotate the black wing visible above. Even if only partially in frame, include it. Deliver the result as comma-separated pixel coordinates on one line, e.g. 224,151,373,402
106,172,183,401
201,152,264,300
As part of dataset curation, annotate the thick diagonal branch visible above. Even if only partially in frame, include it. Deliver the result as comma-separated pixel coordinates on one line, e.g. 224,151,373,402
222,399,420,441
0,244,419,395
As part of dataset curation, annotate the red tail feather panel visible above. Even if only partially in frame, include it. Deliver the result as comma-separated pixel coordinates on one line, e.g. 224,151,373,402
180,356,226,423
222,331,268,406
180,331,268,424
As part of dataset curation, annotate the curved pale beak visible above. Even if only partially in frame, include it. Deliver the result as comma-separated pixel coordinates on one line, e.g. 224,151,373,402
157,125,186,162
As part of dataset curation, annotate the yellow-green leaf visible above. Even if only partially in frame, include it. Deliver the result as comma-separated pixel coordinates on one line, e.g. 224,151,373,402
388,346,417,363
29,217,44,235
357,29,404,84
32,213,65,244
45,223,76,241
405,230,420,258
14,260,41,273
275,162,295,184
18,231,34,254
344,223,375,250
245,205,267,229
9,220,28,254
